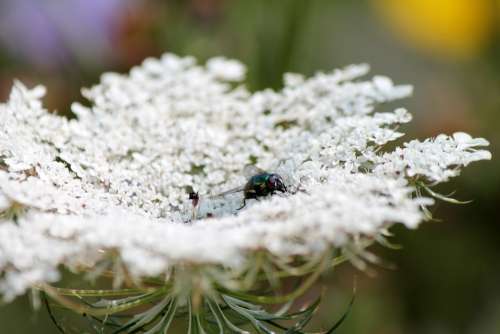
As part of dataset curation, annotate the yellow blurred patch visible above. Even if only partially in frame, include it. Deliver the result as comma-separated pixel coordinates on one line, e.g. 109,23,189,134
373,0,495,60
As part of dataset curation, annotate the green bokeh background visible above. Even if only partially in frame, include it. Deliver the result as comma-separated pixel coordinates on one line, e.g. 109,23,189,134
0,1,498,333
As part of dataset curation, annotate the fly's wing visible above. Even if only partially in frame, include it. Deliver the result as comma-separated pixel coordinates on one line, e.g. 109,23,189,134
210,185,246,198
210,165,263,198
243,165,265,178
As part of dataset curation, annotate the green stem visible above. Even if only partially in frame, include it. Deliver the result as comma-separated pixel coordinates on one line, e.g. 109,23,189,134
35,286,158,297
220,254,330,304
40,284,169,317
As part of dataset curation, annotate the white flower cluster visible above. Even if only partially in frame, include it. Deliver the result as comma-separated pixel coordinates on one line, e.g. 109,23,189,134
0,54,490,301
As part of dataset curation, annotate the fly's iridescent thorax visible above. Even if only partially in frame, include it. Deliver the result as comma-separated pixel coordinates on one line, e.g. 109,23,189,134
244,172,287,199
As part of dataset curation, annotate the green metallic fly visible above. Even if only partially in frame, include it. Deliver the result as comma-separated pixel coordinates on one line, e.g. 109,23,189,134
213,165,288,209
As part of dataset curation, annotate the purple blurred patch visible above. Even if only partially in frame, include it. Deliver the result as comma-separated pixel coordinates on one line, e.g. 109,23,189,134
0,0,134,68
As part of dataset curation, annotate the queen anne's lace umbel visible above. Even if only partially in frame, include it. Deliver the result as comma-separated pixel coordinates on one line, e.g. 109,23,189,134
0,54,490,301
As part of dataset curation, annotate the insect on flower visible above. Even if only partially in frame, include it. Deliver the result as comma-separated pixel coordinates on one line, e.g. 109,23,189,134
213,165,288,209
186,188,201,221
188,191,200,207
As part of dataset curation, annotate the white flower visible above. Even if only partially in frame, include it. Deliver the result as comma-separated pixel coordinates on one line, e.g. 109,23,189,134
374,133,491,183
206,57,246,81
0,53,490,301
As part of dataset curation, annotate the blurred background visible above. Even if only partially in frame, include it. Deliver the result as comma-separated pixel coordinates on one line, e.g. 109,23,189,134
0,0,498,333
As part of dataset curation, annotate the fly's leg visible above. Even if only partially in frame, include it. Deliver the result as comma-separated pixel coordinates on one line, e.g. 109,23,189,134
239,190,257,210
237,199,246,210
